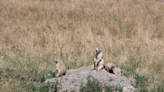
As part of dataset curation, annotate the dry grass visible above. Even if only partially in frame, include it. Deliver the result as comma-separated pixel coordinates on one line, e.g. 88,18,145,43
0,0,164,91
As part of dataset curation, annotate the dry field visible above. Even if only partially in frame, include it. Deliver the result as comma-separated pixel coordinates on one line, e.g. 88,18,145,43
0,0,164,91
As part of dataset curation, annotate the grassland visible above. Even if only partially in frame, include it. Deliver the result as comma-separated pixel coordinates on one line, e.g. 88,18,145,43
0,0,164,91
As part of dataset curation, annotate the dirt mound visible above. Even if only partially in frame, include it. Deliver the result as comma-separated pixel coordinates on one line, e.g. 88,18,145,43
45,65,136,92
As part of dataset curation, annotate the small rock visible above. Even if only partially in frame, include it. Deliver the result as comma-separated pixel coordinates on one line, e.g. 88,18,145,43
123,85,135,92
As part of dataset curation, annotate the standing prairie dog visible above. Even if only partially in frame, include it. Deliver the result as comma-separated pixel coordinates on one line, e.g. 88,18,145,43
104,62,115,74
53,58,66,78
92,47,104,71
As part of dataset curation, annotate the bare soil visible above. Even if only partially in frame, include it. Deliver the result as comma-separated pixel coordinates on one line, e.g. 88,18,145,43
45,65,136,92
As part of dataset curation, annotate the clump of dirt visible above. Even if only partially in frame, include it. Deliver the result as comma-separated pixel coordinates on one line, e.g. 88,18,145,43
45,65,136,92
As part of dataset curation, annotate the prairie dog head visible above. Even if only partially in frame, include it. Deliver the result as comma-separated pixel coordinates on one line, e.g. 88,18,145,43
53,58,60,64
95,47,102,59
96,47,101,53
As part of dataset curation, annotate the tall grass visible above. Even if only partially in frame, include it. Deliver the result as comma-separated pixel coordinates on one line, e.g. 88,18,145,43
0,0,164,91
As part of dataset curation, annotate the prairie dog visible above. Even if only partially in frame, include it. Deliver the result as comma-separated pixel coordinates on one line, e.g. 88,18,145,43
92,47,104,71
53,58,66,78
104,62,115,74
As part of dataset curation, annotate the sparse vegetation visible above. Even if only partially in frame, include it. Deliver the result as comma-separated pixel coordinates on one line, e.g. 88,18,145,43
0,0,164,91
109,77,113,82
26,80,60,92
80,75,122,92
80,75,103,92
121,66,149,91
150,81,164,92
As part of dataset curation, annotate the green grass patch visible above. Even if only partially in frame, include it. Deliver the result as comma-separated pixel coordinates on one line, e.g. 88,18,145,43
150,81,164,92
121,66,149,91
26,80,60,92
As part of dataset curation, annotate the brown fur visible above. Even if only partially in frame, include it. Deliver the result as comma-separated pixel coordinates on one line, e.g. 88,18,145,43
53,58,66,78
104,62,115,74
